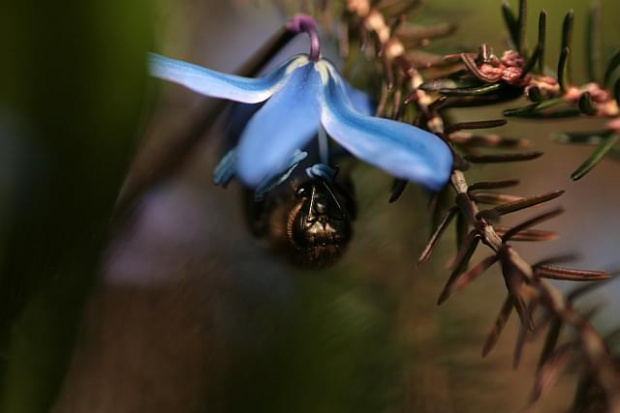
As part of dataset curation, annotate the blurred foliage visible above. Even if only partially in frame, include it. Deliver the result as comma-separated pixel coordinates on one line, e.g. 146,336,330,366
0,0,152,411
218,275,399,413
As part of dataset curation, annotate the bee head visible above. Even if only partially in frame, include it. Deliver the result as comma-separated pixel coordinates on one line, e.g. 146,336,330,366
286,178,354,268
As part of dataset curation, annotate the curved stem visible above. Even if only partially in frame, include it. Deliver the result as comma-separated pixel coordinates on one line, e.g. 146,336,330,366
286,14,321,61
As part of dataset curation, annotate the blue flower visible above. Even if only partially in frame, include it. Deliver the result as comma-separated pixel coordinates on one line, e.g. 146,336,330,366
149,52,453,190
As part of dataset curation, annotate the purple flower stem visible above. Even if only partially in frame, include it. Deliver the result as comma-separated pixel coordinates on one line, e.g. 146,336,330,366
286,14,321,62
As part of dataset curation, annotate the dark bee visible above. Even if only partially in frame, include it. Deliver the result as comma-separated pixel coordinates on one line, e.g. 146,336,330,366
244,164,356,269
224,96,357,269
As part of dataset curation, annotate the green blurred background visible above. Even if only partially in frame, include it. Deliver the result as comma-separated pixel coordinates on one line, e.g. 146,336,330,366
1,0,619,412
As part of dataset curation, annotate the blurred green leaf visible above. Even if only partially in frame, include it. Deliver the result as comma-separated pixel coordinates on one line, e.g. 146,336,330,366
586,1,601,82
438,83,502,96
604,50,620,86
0,0,152,410
555,131,611,144
537,10,547,74
570,134,619,181
558,46,570,93
501,1,520,51
221,276,399,413
504,98,562,117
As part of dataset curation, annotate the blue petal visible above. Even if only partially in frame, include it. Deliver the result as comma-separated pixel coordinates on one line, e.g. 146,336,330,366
254,150,308,200
237,63,323,186
343,81,374,116
227,102,262,140
320,66,453,191
149,53,309,104
305,163,337,181
213,149,237,187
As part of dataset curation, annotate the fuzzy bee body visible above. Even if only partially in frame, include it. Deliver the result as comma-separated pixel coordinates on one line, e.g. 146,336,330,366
244,162,356,269
224,96,357,269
